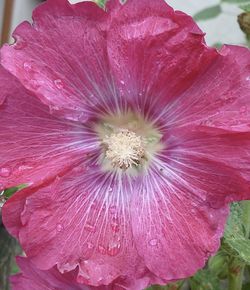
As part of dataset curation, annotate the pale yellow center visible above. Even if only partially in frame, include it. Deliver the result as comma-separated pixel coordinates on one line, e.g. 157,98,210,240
103,129,145,170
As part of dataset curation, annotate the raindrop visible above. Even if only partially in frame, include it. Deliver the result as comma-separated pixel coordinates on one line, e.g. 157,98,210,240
149,238,158,246
87,242,94,249
84,223,96,233
246,76,250,81
23,62,32,72
111,222,120,233
98,245,106,255
30,79,39,89
78,112,89,123
54,79,64,89
56,224,64,232
240,106,247,114
108,187,113,192
120,80,125,85
107,240,121,256
82,242,94,259
0,167,11,178
109,205,117,214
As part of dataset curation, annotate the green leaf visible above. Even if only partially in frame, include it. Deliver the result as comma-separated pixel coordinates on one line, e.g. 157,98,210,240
194,5,222,21
223,202,250,265
240,3,250,11
222,0,250,3
95,0,106,7
147,281,185,290
208,252,229,279
190,269,221,290
3,184,28,199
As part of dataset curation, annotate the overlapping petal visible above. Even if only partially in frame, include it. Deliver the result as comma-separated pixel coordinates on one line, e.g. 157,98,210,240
131,129,250,280
107,0,218,112
0,0,117,122
11,257,87,290
158,45,250,132
3,166,157,288
0,66,98,190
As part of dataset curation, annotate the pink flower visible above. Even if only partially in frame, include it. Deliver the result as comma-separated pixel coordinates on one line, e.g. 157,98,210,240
1,0,250,288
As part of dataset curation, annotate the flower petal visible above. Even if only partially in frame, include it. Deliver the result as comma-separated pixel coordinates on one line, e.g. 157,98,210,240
166,126,250,186
131,156,247,280
12,257,89,290
0,0,115,122
107,0,218,111
0,67,97,190
3,166,157,288
161,45,250,131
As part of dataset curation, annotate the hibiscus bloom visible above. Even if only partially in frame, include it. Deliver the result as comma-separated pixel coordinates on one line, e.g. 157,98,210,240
1,0,250,288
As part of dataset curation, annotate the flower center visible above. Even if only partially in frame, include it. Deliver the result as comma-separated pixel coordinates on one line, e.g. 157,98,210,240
95,111,164,175
103,129,145,170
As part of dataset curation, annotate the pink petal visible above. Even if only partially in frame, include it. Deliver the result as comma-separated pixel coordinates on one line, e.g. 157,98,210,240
3,167,158,288
131,159,246,280
0,67,97,190
166,126,250,186
0,0,114,122
12,257,149,290
11,257,91,290
162,45,250,131
107,0,218,111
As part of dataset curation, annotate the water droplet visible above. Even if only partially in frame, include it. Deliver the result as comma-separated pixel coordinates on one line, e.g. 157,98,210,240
120,80,125,85
87,242,94,249
149,239,158,246
54,79,64,89
107,240,121,256
30,79,39,89
82,242,94,259
56,224,64,232
108,187,113,192
23,62,32,72
109,205,117,214
111,222,120,233
240,106,247,114
246,76,250,81
84,223,96,233
0,167,11,177
98,245,106,255
78,112,89,123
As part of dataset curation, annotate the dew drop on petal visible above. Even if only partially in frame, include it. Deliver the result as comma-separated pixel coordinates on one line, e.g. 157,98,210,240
23,62,32,72
246,76,250,81
149,238,158,246
84,223,96,233
240,106,247,114
54,79,64,89
107,240,121,256
30,79,39,89
109,205,117,214
98,245,106,255
111,222,120,233
0,167,11,177
56,224,64,232
120,80,125,85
